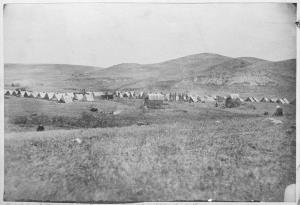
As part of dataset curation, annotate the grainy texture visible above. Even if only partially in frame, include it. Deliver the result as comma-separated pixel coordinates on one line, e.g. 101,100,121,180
4,97,296,202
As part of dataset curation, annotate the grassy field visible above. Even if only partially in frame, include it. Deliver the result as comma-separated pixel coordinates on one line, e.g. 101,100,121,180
4,96,296,202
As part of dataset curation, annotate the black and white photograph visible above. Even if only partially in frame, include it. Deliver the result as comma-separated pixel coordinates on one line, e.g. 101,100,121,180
3,2,297,202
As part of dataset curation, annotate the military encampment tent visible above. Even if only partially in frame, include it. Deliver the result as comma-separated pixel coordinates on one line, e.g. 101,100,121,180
74,93,84,101
252,97,259,102
12,90,19,96
83,94,95,102
5,90,13,95
51,93,63,101
188,95,198,103
59,95,73,103
38,92,46,99
270,98,278,103
245,97,255,102
44,92,54,100
129,91,135,98
260,97,270,103
19,91,25,97
283,98,290,104
24,91,32,98
30,92,38,98
276,98,286,104
123,92,130,98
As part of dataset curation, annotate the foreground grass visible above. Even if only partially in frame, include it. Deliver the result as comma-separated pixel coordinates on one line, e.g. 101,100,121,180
4,117,295,202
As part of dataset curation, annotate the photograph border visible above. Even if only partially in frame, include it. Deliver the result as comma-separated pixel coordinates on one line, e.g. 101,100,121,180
0,0,298,204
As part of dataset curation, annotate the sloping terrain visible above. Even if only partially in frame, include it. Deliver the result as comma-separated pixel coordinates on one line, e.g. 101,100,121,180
4,112,296,202
4,53,296,98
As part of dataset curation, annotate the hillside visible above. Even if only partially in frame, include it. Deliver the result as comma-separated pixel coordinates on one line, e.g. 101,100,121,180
4,53,296,97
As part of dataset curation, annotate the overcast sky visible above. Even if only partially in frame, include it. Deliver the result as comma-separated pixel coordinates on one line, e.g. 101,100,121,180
4,3,296,67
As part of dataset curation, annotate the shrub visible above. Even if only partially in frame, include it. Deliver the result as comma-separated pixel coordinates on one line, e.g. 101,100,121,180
225,97,241,108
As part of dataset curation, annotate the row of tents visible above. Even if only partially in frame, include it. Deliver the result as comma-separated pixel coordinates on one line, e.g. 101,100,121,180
115,91,292,104
244,96,290,104
144,93,291,105
4,89,293,105
4,90,95,103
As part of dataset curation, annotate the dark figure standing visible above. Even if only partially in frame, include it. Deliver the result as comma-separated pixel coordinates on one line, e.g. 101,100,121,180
37,124,45,131
274,105,283,116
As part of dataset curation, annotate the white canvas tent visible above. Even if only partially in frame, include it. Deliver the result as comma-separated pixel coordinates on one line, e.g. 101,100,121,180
189,95,198,103
270,98,278,103
19,91,25,97
24,91,32,98
252,97,259,102
283,98,290,104
245,97,255,102
30,92,39,98
5,90,13,95
74,93,84,101
59,95,73,103
82,94,95,102
51,93,63,101
44,92,54,100
38,92,46,99
12,90,19,96
276,98,286,104
260,97,270,103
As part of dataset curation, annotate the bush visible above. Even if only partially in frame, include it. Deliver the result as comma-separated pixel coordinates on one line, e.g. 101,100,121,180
12,111,140,130
225,97,241,108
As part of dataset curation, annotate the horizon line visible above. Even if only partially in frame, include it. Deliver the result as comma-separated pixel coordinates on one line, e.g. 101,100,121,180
3,52,296,69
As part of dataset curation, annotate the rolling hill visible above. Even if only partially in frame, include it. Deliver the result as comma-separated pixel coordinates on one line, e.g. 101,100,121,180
4,53,296,98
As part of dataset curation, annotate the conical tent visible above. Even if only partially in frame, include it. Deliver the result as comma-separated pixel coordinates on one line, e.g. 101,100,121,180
59,95,73,103
252,97,259,102
30,92,38,98
19,91,25,97
5,90,12,95
276,98,286,104
283,98,290,104
189,95,198,103
24,91,32,97
12,90,19,96
245,97,255,102
51,93,63,101
83,94,95,102
270,98,278,103
44,92,54,100
260,97,270,102
38,92,46,99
